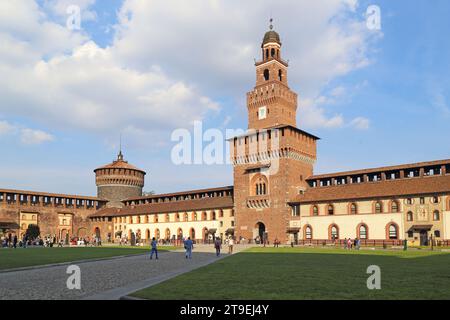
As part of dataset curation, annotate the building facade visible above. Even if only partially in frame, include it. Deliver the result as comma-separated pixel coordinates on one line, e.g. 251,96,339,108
1,25,450,246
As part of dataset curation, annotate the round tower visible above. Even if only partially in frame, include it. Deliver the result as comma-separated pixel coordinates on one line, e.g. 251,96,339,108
94,151,146,208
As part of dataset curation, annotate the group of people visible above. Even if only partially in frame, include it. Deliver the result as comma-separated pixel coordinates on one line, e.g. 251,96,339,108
214,236,235,256
148,236,235,260
344,237,361,250
1,233,31,248
149,236,196,260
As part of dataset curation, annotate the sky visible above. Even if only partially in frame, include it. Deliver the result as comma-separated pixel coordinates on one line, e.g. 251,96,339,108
0,0,449,196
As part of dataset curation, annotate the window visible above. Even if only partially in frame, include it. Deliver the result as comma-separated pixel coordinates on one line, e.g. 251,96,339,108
327,205,334,215
350,203,357,215
330,225,339,239
184,213,189,221
433,210,440,221
407,211,414,221
312,205,319,216
263,69,270,81
305,226,312,240
271,48,275,57
406,198,413,205
435,230,441,238
407,231,414,238
359,225,368,240
375,201,383,213
420,197,425,205
292,205,300,217
165,214,170,222
278,69,283,81
388,224,398,239
431,196,439,204
258,106,267,120
391,201,399,213
193,213,198,221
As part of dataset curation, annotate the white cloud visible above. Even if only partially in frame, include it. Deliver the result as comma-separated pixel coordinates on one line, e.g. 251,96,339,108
0,120,18,135
0,0,378,148
20,128,55,144
0,120,54,145
349,117,370,130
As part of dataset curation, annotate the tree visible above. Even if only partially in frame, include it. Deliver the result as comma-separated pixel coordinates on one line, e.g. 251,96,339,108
26,224,40,240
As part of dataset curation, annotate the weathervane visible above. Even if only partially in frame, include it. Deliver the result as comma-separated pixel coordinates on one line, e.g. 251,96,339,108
269,18,273,30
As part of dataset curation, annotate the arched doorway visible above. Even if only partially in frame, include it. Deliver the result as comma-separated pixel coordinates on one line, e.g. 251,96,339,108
94,227,101,237
202,227,208,243
254,222,266,243
165,228,171,242
77,228,87,239
155,229,160,240
190,228,196,240
60,229,69,245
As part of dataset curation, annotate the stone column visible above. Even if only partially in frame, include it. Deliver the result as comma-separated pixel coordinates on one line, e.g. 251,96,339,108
441,165,446,175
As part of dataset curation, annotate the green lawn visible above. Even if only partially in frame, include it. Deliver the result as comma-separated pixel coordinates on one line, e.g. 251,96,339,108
132,247,450,300
0,246,176,270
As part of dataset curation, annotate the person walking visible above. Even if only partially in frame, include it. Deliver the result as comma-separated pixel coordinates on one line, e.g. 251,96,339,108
184,237,194,259
13,235,18,249
344,238,347,250
228,237,234,254
150,237,158,260
214,237,222,257
347,238,352,250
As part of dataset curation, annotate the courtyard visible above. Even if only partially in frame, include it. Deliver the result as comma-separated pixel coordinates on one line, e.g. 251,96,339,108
131,247,450,300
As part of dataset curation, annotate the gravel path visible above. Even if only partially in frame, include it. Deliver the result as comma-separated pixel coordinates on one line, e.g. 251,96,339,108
0,245,247,300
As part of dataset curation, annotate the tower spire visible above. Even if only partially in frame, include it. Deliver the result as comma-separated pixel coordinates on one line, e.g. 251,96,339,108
269,18,273,30
118,134,124,161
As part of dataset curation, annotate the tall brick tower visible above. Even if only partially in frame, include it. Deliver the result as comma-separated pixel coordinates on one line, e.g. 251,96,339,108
230,21,319,243
94,151,146,208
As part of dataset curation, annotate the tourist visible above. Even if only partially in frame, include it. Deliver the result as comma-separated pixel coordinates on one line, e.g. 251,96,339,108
13,235,18,249
228,237,234,254
274,237,279,248
353,238,358,250
347,238,352,250
214,237,221,257
150,237,158,260
184,237,194,259
344,238,347,249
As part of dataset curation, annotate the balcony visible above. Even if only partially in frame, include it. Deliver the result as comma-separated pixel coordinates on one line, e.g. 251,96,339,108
246,196,271,209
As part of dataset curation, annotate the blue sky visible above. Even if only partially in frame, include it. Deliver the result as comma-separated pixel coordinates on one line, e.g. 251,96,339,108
0,0,449,196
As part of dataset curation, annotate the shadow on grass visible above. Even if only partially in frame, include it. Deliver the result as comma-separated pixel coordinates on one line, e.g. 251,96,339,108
132,250,450,300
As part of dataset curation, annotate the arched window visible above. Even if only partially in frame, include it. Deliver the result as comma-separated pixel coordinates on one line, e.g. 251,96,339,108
193,212,198,221
330,225,339,240
219,210,224,218
165,214,170,222
375,201,383,213
278,69,283,81
184,212,189,221
304,226,312,240
154,215,159,223
202,212,207,221
407,211,413,221
137,216,141,224
433,210,440,221
327,205,334,215
350,203,357,215
263,69,270,81
387,224,398,239
265,49,269,60
358,224,368,239
312,205,319,216
271,48,275,57
211,211,216,220
391,200,399,213
431,196,439,204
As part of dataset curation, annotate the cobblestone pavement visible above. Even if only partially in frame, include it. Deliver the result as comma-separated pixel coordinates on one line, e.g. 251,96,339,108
0,245,249,300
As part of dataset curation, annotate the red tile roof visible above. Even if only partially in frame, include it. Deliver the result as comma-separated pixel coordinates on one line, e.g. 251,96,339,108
308,159,450,180
94,159,145,173
90,195,234,218
124,186,233,202
291,174,450,204
0,188,103,201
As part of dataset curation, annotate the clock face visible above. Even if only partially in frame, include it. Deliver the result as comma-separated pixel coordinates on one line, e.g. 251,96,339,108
258,106,267,120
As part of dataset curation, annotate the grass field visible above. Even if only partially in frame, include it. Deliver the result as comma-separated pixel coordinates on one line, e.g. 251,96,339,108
131,247,450,300
0,246,176,270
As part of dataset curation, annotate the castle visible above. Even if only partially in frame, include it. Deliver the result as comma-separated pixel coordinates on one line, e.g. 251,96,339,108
1,24,450,246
